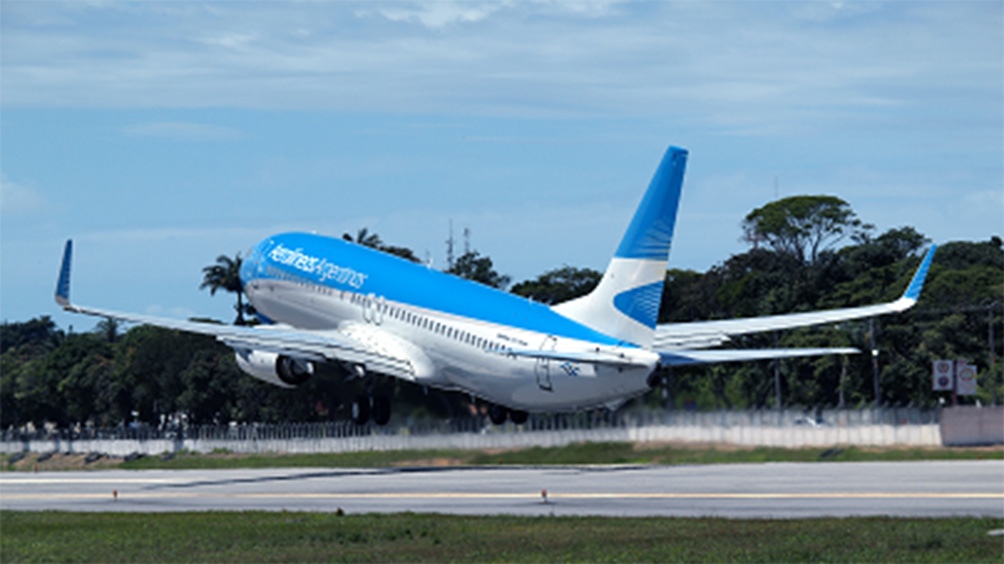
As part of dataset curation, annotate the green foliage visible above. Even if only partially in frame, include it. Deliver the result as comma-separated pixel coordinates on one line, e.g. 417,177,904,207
0,316,63,354
343,227,421,263
510,266,601,304
200,253,250,325
742,195,871,264
447,250,511,289
659,233,1002,410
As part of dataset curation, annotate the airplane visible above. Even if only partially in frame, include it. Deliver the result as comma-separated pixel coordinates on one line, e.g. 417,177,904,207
54,146,936,426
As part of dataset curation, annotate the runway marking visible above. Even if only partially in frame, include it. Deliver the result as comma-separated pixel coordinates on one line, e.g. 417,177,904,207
3,492,1001,501
0,478,181,484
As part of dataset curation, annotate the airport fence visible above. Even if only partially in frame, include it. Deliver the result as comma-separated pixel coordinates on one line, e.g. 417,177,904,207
0,406,945,456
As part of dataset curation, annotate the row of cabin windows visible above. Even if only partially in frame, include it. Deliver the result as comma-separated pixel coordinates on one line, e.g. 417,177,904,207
351,292,506,353
268,267,506,353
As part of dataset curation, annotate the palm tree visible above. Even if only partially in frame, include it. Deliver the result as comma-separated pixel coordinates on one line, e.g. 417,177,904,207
342,228,420,262
94,317,121,343
342,228,383,248
200,253,248,325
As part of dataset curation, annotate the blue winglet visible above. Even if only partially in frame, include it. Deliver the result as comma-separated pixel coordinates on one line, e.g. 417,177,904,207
55,240,73,307
903,244,936,301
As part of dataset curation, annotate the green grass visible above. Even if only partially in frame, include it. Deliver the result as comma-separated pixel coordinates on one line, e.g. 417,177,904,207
1,511,1000,562
3,443,1000,472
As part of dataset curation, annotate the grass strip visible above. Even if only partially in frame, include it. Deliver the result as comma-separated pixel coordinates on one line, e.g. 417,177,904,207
1,511,1001,563
4,442,1000,472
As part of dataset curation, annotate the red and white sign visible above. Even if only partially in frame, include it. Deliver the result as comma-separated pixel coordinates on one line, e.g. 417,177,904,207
956,361,978,396
932,359,954,391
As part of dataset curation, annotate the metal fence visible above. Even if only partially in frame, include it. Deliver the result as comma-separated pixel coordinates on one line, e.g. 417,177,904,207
0,406,942,454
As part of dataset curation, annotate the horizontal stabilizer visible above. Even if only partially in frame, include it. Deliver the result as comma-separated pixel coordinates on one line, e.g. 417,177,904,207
660,347,859,367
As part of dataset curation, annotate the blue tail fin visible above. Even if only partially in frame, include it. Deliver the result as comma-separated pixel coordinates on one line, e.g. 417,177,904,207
554,146,687,347
615,147,688,260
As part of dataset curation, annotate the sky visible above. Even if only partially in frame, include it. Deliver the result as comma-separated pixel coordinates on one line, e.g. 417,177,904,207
1,0,1001,332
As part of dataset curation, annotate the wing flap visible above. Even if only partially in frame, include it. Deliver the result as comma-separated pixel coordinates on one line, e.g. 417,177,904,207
660,347,859,366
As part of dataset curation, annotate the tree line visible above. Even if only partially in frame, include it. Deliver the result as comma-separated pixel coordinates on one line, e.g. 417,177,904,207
2,196,1001,429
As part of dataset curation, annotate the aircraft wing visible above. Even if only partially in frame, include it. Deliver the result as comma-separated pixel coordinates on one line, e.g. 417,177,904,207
652,245,936,351
53,240,415,379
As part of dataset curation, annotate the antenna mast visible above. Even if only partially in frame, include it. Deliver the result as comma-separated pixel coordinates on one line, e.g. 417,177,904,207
446,220,455,269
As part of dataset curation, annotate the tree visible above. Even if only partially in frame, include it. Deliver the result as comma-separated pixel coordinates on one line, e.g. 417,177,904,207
511,266,601,305
447,251,511,290
1,316,63,354
200,253,248,325
380,245,421,263
94,317,121,343
342,227,382,248
343,228,420,262
742,195,871,264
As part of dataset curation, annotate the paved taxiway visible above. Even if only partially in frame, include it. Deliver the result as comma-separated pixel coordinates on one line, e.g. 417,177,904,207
2,461,1001,518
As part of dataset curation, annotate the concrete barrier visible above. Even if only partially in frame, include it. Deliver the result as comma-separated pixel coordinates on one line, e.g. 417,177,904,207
940,406,1004,446
1,423,942,456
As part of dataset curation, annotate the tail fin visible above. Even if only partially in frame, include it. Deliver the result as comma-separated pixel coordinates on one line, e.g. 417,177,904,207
553,146,687,347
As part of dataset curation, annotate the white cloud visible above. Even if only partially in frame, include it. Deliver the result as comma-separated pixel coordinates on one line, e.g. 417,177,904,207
0,175,46,215
2,0,998,139
121,121,244,141
374,1,509,28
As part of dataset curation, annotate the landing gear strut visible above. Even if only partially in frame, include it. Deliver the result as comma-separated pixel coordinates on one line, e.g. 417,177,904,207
488,404,508,425
351,395,370,425
487,405,529,425
351,394,392,426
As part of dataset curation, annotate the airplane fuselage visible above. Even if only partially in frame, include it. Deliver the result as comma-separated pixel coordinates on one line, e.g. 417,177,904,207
240,232,659,412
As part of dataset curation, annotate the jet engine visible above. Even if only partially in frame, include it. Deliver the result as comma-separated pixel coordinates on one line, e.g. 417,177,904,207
234,350,314,387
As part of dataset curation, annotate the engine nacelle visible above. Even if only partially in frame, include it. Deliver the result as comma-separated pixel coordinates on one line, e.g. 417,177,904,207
234,350,314,388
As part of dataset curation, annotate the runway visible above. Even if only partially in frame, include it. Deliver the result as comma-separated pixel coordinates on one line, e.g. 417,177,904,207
2,461,1001,518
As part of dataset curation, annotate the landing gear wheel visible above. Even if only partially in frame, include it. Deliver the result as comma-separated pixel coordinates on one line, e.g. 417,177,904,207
488,404,508,425
509,410,529,425
371,395,391,426
351,395,370,425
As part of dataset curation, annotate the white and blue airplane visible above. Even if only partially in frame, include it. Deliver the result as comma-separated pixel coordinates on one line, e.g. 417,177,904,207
55,146,936,425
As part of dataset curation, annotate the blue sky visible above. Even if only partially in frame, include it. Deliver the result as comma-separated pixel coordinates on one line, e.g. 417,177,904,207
2,1,1001,331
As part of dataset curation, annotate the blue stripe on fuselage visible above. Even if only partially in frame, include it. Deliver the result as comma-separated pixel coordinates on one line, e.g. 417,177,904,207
242,232,628,346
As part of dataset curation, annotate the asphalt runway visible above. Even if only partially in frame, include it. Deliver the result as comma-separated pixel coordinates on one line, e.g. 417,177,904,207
2,461,1001,518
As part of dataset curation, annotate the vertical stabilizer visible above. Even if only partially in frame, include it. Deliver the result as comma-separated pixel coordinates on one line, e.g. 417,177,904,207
553,146,687,347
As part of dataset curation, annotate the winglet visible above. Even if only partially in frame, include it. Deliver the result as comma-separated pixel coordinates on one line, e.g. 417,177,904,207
55,239,73,308
902,244,937,303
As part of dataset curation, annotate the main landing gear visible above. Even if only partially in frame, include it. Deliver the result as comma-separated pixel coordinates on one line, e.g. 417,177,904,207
351,394,391,426
487,404,529,426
